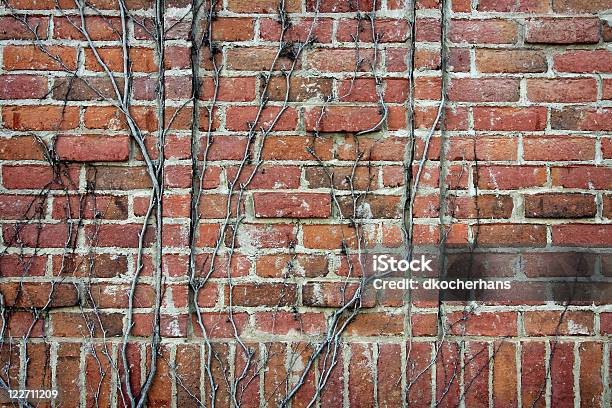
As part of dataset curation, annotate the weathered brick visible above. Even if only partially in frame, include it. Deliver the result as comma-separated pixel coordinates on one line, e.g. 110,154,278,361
253,192,331,218
450,19,517,44
527,78,597,102
523,136,595,161
55,135,130,162
448,78,520,102
474,107,547,131
526,18,600,43
555,50,612,73
0,75,48,99
476,49,547,73
3,106,80,130
525,193,596,218
3,45,77,70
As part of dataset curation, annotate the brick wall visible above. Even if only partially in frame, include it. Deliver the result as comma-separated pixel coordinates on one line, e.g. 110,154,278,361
0,0,610,406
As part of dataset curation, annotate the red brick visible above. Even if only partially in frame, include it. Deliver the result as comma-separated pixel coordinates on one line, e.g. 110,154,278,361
448,195,514,219
474,107,547,131
551,166,611,189
302,224,359,249
339,78,381,102
227,283,297,307
525,193,596,218
493,342,518,407
307,0,377,12
305,48,375,72
415,48,442,70
416,18,442,42
601,312,612,334
256,254,327,278
604,79,612,100
605,195,612,219
3,106,80,131
192,312,248,338
2,165,79,190
265,76,332,102
526,18,600,43
226,165,300,189
164,164,193,188
464,342,490,407
377,344,403,407
3,45,77,70
337,18,409,43
55,134,130,162
579,342,604,408
527,78,597,102
0,136,45,160
56,343,81,407
54,253,127,278
175,344,201,407
476,49,547,73
478,0,550,12
436,342,461,406
318,343,344,407
85,223,154,247
524,136,595,161
228,0,300,12
225,106,298,131
303,282,375,308
226,47,298,71
262,342,287,407
84,47,157,72
477,224,547,247
254,311,325,335
552,224,612,247
603,138,612,159
0,75,48,99
415,105,469,130
349,344,375,407
236,223,296,249
552,107,612,131
253,192,331,218
449,47,470,72
555,50,612,73
260,18,333,43
0,253,46,276
407,342,433,406
210,17,254,41
336,135,406,161
521,342,546,408
1,282,77,308
414,77,441,101
450,19,518,44
477,165,547,190
449,311,517,336
346,312,403,336
0,16,48,39
134,193,189,218
551,342,574,407
54,16,121,40
524,311,594,336
53,194,128,220
132,314,188,337
410,313,438,337
262,135,333,161
553,0,611,13
448,78,519,102
200,76,257,102
446,137,518,161
451,0,471,11
304,106,383,132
